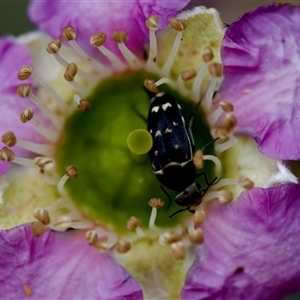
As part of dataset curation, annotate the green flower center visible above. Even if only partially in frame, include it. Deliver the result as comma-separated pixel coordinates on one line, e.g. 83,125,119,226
56,71,215,233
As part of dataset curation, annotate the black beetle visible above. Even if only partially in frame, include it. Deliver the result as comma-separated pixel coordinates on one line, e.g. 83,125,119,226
147,92,217,217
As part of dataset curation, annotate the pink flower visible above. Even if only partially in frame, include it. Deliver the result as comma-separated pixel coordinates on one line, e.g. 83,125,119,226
0,1,300,299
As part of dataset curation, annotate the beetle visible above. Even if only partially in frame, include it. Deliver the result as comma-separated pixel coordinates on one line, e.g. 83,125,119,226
147,92,218,217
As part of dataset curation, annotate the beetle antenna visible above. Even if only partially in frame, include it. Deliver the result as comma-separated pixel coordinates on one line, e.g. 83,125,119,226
169,207,189,218
201,137,219,152
169,206,195,219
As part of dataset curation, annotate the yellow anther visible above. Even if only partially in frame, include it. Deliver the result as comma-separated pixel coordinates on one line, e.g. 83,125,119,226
64,63,78,82
115,239,131,253
62,26,77,41
90,33,107,47
202,47,214,63
78,99,91,111
189,228,204,244
148,197,164,209
193,210,206,225
169,18,188,31
126,216,141,231
17,65,32,80
46,39,62,54
145,15,159,30
0,147,15,162
34,208,51,225
17,84,33,98
66,165,78,179
193,150,204,170
20,108,34,123
143,79,158,93
181,69,196,81
112,31,128,43
208,63,223,77
1,131,17,147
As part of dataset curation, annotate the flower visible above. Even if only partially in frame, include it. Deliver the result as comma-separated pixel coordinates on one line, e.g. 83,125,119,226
0,1,300,300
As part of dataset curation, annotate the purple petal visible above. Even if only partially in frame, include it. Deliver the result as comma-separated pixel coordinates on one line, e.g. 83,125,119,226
0,224,143,299
28,0,190,61
182,184,300,299
218,4,300,160
0,38,46,171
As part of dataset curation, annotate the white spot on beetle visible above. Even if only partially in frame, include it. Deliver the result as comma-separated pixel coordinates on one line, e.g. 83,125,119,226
154,151,158,156
165,128,172,134
151,106,160,113
162,103,172,111
155,130,162,137
174,144,180,149
173,122,178,126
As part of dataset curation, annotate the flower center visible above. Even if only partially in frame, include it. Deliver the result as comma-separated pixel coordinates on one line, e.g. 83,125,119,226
56,70,215,233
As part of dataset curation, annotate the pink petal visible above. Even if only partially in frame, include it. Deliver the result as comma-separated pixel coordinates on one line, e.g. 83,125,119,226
0,224,143,299
28,0,190,61
182,184,300,299
218,4,300,160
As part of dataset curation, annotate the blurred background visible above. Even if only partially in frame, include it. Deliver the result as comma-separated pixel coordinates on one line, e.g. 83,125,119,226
0,0,299,36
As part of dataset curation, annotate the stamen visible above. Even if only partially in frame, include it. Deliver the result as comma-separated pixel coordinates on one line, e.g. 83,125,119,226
145,15,159,71
217,189,234,204
112,31,142,70
177,69,196,95
193,150,204,169
215,135,237,153
62,26,90,61
171,241,185,260
20,108,58,142
17,84,62,128
51,215,92,231
57,165,78,194
18,65,67,113
1,131,52,156
188,228,204,244
73,95,91,111
202,189,233,205
64,63,88,95
155,77,176,89
0,147,36,168
31,221,47,237
203,63,223,111
86,230,98,245
34,157,55,172
208,101,234,125
126,216,144,237
159,231,182,246
161,18,188,76
115,238,132,254
47,39,95,82
96,234,117,252
191,47,214,101
215,114,237,137
193,210,206,225
213,176,254,190
148,197,164,230
144,79,158,93
203,154,222,176
238,176,254,189
33,208,51,225
91,33,126,73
